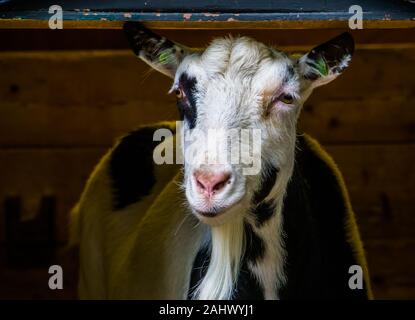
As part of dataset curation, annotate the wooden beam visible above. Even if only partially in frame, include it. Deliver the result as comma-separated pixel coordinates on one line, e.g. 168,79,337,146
1,0,415,29
1,28,415,51
1,18,415,30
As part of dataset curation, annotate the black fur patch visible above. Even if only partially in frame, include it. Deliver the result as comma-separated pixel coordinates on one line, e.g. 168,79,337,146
110,127,160,210
284,65,295,83
233,261,265,300
253,200,276,227
252,166,278,205
123,22,183,75
124,22,174,59
303,32,354,80
177,73,198,129
251,166,278,226
278,135,368,299
310,32,354,68
303,70,320,81
244,222,265,264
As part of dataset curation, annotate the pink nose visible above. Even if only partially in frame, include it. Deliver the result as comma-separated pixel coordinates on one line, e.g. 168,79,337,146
194,170,231,197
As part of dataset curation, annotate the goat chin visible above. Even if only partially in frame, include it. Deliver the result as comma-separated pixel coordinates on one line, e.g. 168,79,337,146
192,198,247,227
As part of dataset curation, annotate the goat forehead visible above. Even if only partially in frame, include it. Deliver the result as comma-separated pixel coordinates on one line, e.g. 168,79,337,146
175,37,294,87
201,37,289,77
177,38,294,97
173,37,297,126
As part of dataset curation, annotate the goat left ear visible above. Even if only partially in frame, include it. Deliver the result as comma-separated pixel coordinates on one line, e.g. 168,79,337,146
298,32,354,88
123,22,190,78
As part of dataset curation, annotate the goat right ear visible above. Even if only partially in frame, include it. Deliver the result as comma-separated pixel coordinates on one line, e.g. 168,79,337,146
298,32,355,88
123,22,189,78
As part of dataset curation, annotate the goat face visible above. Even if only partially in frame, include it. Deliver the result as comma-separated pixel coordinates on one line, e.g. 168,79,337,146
124,23,354,225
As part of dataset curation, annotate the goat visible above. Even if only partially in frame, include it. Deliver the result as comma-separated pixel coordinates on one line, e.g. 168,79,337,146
70,22,372,299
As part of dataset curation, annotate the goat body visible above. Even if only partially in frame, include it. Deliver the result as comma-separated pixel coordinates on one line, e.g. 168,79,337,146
71,124,372,299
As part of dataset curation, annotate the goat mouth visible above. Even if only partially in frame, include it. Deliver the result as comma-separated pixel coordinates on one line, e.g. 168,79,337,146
194,208,225,218
193,200,241,218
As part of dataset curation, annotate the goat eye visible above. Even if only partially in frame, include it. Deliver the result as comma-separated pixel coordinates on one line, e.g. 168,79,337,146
175,88,184,99
279,93,294,104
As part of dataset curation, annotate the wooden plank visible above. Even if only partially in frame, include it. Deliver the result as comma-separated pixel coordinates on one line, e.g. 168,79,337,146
1,28,415,51
0,245,78,299
328,144,415,207
326,144,415,240
0,101,178,148
2,18,415,30
364,239,415,299
0,48,412,102
299,97,415,144
1,96,414,148
0,48,414,146
0,102,179,148
305,48,415,101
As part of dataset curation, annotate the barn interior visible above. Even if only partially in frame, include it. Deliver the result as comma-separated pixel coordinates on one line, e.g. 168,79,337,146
0,1,414,299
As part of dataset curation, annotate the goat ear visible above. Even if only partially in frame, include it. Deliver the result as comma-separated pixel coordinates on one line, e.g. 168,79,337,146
123,22,189,78
298,32,354,88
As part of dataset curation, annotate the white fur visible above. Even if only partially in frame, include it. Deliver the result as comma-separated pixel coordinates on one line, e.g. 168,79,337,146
72,34,352,300
193,214,245,299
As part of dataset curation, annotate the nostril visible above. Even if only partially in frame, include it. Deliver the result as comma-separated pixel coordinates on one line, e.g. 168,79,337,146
212,173,231,193
196,178,206,191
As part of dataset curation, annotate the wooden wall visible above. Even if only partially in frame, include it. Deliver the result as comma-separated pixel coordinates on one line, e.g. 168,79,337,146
0,28,414,299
